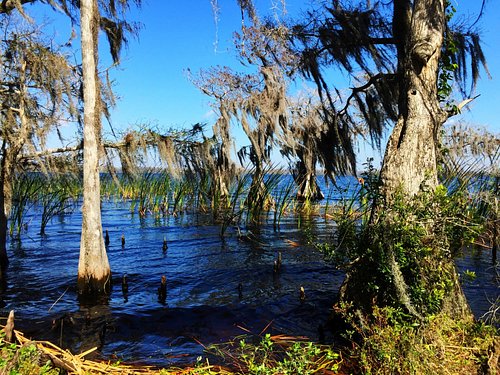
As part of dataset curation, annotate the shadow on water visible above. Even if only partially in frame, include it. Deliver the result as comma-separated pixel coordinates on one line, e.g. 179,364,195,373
0,198,497,366
24,299,335,366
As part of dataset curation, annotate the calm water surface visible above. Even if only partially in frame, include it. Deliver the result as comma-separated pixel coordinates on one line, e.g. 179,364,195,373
1,177,497,366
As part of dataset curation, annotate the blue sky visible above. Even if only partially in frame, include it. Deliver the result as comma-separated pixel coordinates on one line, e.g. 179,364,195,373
29,0,499,167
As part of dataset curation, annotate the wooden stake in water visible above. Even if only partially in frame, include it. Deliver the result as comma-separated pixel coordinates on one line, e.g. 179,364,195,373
300,286,306,302
273,252,283,273
122,274,128,296
158,275,167,304
121,234,125,248
105,230,110,246
163,237,168,252
238,282,243,300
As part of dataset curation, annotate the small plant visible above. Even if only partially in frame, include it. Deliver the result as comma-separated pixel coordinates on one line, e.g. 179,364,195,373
206,333,341,374
0,334,58,375
461,269,477,282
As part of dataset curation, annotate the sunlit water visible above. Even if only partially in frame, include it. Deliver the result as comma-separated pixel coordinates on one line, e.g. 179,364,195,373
0,176,497,366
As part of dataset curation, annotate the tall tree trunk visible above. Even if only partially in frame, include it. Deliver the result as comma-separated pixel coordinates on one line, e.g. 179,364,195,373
0,146,10,278
341,0,471,320
380,0,446,199
77,0,111,295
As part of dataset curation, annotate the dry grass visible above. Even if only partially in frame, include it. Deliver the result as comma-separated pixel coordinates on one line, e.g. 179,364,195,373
4,328,232,375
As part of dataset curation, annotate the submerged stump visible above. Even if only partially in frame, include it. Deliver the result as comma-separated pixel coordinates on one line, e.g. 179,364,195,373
158,275,167,304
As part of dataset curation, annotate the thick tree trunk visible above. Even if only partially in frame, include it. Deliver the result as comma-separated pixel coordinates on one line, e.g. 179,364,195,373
341,0,472,320
296,172,323,201
293,157,324,201
77,0,111,295
379,0,447,199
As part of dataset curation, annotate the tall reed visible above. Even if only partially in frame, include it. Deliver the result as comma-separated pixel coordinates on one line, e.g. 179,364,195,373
40,174,79,235
219,171,249,237
10,173,41,237
272,175,296,231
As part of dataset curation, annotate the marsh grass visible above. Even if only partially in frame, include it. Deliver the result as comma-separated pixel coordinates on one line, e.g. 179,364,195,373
38,174,79,235
242,166,286,226
219,172,248,238
10,174,42,237
272,177,296,231
340,305,498,375
10,167,355,238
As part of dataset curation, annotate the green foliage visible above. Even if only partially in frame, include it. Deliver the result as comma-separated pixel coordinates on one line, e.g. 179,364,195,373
206,334,341,374
319,174,485,317
438,1,459,110
38,174,79,235
0,335,58,375
316,159,380,265
365,186,482,315
10,173,79,237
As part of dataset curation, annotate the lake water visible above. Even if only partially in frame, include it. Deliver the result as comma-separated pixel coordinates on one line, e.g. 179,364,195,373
1,176,497,366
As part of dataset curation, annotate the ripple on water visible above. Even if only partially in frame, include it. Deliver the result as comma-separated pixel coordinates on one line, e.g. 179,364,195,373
2,200,498,365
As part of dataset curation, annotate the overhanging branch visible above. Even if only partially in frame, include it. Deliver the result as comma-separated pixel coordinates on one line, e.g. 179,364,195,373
339,72,395,115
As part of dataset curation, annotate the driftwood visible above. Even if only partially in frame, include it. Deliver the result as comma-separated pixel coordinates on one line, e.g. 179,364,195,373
0,323,230,374
2,310,15,343
122,274,129,296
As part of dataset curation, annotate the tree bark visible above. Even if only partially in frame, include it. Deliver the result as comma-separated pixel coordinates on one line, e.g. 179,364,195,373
77,0,111,295
341,0,472,320
380,0,447,199
0,144,10,276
